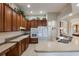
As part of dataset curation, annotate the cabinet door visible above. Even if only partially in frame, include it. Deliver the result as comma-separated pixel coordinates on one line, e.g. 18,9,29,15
4,5,12,31
16,14,21,31
20,15,23,27
27,20,31,31
20,16,24,27
25,20,28,31
34,20,38,28
22,17,26,27
30,20,35,28
6,44,18,56
37,20,42,26
0,4,4,32
42,19,47,26
12,11,17,31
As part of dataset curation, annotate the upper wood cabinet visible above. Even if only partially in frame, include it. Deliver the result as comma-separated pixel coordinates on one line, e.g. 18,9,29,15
37,20,42,26
25,20,28,31
0,4,28,32
42,18,47,26
20,15,24,27
30,20,38,28
0,4,4,32
27,20,31,31
16,14,21,31
34,20,38,28
30,20,35,28
4,5,12,32
22,17,26,27
12,11,17,31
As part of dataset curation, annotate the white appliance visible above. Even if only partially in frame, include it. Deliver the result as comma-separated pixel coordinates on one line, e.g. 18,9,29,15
37,26,48,41
30,28,38,38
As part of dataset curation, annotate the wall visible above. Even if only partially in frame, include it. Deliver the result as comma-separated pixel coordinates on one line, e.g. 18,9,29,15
72,3,79,14
57,4,72,36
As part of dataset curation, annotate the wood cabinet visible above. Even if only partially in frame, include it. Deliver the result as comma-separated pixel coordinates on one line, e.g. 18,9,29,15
30,20,35,28
6,43,18,56
29,38,38,44
30,20,38,28
42,18,47,26
0,3,28,32
27,20,31,31
37,20,42,26
0,4,4,32
25,20,28,31
22,17,26,27
4,5,12,31
12,11,17,31
34,20,38,28
5,36,29,56
16,14,21,31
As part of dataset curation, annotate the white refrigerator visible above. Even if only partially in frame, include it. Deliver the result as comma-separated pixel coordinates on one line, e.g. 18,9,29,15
37,26,48,41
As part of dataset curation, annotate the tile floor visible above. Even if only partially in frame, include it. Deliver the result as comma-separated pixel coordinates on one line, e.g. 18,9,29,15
22,44,37,56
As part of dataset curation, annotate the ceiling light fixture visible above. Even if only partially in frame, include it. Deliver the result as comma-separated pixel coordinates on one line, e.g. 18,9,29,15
27,4,31,8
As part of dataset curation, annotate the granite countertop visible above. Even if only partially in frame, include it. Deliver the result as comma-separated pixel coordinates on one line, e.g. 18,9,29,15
35,36,79,52
0,31,24,39
0,43,16,55
9,35,29,42
0,31,30,44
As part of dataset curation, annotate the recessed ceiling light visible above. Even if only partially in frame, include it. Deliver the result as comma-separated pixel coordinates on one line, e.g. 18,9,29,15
76,3,79,6
40,11,43,14
27,4,31,8
30,11,33,14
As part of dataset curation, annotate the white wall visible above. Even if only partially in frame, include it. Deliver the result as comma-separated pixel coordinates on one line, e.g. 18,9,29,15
72,3,79,14
57,4,72,36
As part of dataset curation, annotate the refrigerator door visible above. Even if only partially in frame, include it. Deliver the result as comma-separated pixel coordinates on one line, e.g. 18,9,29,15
37,26,48,41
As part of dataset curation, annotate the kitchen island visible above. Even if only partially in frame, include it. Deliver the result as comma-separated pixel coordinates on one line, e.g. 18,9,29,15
35,36,79,56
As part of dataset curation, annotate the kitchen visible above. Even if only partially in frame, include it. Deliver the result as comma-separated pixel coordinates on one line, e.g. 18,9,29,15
1,3,79,56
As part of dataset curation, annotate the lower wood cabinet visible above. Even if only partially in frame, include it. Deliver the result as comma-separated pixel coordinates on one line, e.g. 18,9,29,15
6,43,19,56
5,37,29,56
29,38,38,44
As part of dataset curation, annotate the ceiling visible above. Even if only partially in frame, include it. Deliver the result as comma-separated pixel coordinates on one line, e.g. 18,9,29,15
15,3,67,15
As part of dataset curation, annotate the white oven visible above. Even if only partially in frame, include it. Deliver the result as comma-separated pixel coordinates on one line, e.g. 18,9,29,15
30,28,38,38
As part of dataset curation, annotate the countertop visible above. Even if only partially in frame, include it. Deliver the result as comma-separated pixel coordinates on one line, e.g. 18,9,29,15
0,31,24,39
9,35,29,42
35,36,79,52
0,43,16,55
0,31,30,44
